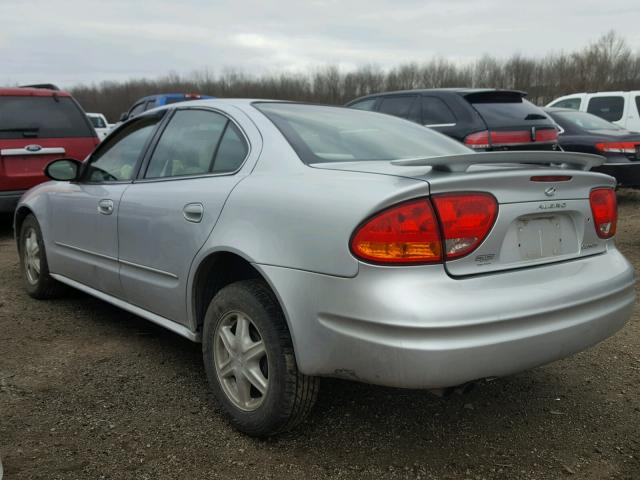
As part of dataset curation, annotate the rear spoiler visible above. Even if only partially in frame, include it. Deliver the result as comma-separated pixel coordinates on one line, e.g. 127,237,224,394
19,83,60,91
391,151,605,173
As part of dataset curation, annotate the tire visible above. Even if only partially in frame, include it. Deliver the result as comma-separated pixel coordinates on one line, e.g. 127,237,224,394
19,214,64,299
202,279,319,436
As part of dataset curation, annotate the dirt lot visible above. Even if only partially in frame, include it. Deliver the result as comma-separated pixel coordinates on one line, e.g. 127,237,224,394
1,192,640,480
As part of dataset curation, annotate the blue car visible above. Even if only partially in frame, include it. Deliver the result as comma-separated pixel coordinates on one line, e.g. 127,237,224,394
120,93,214,121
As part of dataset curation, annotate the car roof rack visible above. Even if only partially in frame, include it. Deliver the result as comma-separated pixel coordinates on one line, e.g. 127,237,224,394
19,83,60,91
391,151,604,172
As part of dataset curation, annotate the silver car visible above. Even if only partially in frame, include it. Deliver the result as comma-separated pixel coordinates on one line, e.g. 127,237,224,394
14,100,636,436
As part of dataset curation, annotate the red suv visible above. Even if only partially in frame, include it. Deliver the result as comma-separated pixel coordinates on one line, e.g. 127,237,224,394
0,86,98,212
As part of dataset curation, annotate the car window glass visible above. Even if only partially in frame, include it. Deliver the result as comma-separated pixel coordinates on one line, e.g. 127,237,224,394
0,96,94,139
213,123,248,173
553,111,622,131
145,109,227,179
349,99,377,111
421,96,456,125
550,98,581,110
636,96,640,116
88,115,107,129
86,116,160,182
144,99,156,111
378,96,418,119
587,96,624,122
129,103,146,117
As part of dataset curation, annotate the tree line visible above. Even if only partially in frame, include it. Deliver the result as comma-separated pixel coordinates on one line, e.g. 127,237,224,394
71,31,640,122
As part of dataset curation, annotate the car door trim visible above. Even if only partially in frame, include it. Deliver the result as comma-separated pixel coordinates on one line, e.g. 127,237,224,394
55,241,118,262
119,258,179,279
50,273,198,341
424,123,456,128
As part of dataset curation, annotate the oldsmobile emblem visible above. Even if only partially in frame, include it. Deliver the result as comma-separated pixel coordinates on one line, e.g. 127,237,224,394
544,186,556,197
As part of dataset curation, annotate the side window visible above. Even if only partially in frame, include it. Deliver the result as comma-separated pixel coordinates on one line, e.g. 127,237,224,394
349,98,377,111
587,96,624,122
635,96,640,116
145,109,229,179
550,98,581,110
421,96,456,125
128,102,146,118
144,99,157,111
378,96,418,120
85,116,160,182
213,123,248,173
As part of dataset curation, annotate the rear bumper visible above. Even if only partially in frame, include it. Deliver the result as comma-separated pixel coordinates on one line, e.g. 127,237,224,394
258,247,636,389
594,163,640,187
0,190,25,213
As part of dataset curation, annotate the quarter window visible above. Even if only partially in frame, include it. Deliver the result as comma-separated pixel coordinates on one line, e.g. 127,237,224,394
128,102,146,118
587,96,624,122
85,115,161,182
145,109,247,179
378,96,418,120
421,96,456,125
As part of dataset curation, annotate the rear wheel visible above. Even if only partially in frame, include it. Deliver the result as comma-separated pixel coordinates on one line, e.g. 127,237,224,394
19,214,63,299
202,279,319,436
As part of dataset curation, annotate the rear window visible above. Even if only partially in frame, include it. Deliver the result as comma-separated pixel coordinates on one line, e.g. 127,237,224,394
587,96,624,122
255,102,470,164
549,98,581,110
164,97,187,105
465,92,550,127
0,96,94,139
551,111,622,132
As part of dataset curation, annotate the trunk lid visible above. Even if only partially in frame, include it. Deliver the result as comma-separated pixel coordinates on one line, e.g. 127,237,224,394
313,151,614,276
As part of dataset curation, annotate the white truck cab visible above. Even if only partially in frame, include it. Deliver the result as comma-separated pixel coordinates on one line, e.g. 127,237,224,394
547,91,640,132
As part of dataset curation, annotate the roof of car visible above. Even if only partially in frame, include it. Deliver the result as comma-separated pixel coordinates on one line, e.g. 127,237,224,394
0,87,71,97
346,88,527,104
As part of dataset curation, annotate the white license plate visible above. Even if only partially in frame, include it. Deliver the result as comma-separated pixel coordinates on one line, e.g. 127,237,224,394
517,216,562,260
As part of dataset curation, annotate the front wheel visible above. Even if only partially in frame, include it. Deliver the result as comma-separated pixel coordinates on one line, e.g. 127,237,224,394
202,279,319,436
19,214,63,299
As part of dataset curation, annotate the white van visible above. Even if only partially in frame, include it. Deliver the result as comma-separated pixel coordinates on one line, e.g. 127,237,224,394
546,91,640,132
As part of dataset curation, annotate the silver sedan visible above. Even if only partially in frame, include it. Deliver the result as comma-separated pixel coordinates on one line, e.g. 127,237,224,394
14,100,635,436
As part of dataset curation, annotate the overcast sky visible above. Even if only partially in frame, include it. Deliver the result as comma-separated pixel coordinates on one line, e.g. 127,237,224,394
1,0,639,88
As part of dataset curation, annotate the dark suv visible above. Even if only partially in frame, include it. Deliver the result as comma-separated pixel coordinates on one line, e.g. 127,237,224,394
0,86,98,212
346,89,558,151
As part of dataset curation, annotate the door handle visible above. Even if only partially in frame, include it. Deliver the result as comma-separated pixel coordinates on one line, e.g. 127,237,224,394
97,199,114,215
183,203,204,223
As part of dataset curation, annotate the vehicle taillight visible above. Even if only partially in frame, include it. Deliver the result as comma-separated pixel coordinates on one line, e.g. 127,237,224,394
530,175,572,182
595,142,639,154
432,193,498,259
350,199,442,264
589,188,617,239
464,128,558,149
350,193,498,264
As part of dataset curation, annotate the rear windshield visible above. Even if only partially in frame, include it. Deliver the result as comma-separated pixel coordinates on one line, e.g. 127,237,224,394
551,110,623,131
0,96,94,139
465,92,551,127
255,103,470,164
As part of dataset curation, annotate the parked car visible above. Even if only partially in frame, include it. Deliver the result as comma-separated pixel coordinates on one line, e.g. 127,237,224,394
86,113,112,141
546,91,640,132
15,100,635,436
346,89,559,151
0,86,99,213
119,93,214,122
545,108,640,187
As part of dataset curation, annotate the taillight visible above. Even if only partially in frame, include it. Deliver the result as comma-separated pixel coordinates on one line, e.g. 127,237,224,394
589,188,617,239
350,193,498,265
530,175,572,182
350,199,442,264
432,193,498,259
595,142,639,154
464,128,558,149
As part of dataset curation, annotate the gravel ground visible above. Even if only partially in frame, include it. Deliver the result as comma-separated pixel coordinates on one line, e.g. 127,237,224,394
1,191,640,480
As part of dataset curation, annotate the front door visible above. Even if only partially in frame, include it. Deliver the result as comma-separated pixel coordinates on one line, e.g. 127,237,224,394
117,107,251,325
48,114,163,296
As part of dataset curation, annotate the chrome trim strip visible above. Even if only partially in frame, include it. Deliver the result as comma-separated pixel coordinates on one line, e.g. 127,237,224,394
424,123,456,128
0,147,66,156
50,273,199,342
119,258,179,279
54,241,118,262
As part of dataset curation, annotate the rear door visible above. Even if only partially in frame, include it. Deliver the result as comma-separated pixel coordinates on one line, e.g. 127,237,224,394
117,106,254,326
378,95,421,123
0,95,97,192
420,95,458,137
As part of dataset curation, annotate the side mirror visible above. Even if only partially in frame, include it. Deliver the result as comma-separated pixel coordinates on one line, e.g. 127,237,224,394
45,158,82,181
119,112,128,122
